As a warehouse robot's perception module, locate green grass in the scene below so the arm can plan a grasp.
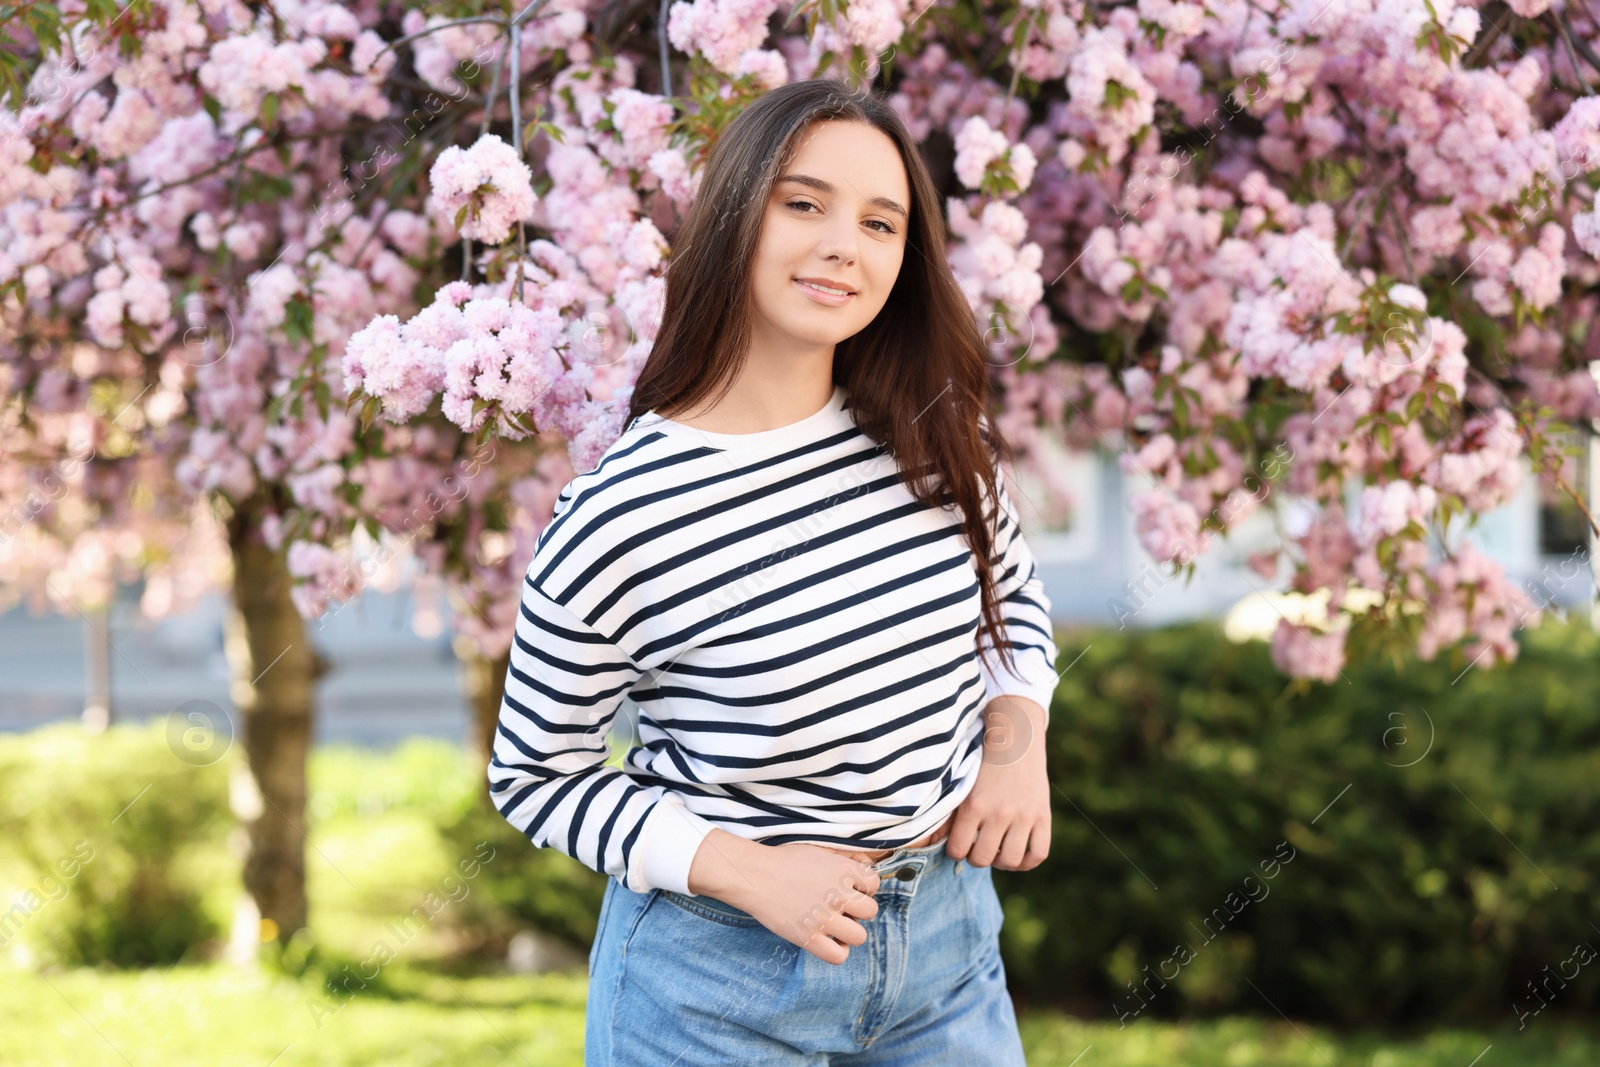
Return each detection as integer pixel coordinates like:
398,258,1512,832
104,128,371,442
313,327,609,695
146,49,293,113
1018,1014,1599,1066
3,739,1599,1065
4,962,1598,1066
0,964,587,1066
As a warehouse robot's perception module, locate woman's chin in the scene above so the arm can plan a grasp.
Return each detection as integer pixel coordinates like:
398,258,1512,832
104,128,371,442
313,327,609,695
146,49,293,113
795,310,873,337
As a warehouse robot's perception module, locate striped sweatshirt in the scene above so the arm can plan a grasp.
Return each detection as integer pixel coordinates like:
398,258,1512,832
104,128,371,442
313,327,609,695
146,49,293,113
487,383,1060,898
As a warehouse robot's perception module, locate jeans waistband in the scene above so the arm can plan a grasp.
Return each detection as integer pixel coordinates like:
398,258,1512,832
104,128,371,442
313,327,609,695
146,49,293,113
867,836,951,897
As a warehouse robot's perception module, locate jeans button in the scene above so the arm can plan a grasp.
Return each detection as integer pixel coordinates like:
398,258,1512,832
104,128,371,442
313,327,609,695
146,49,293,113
895,865,916,881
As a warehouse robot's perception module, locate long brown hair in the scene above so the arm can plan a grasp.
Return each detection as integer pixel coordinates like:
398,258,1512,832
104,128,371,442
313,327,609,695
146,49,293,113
625,76,1025,682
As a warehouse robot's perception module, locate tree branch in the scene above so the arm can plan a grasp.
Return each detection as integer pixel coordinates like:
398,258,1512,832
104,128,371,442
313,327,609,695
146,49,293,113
1548,10,1598,94
124,119,395,206
1462,2,1513,68
369,15,508,67
1328,86,1418,283
1559,10,1600,80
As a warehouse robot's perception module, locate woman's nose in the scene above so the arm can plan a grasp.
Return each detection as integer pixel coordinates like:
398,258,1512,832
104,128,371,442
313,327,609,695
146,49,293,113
817,221,858,264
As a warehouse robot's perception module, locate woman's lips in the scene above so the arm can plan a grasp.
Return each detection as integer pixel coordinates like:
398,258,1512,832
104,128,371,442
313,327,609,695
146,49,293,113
793,278,855,306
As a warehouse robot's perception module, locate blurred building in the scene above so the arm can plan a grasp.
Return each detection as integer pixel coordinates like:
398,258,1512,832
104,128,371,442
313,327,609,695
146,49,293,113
2,437,1594,743
1013,433,1597,632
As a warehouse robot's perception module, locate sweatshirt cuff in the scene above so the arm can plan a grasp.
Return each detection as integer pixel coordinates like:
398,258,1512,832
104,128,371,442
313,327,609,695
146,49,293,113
627,792,718,896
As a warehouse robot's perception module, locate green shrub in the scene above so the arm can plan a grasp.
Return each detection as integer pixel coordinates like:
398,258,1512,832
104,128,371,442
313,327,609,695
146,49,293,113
291,739,517,973
433,787,608,955
298,738,606,958
0,720,231,967
308,739,481,825
1000,616,1600,1027
429,735,643,956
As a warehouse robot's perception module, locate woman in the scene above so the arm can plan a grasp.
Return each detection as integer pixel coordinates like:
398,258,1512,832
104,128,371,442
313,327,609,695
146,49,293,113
488,76,1060,1064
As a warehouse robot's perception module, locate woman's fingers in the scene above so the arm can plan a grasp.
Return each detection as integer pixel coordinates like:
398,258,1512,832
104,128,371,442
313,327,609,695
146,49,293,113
851,859,882,896
797,890,876,963
841,887,879,921
766,847,893,964
799,912,865,962
803,930,850,965
826,912,868,947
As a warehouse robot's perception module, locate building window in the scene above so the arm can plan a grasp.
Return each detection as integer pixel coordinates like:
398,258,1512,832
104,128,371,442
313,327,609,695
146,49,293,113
1013,439,1100,564
1536,430,1591,557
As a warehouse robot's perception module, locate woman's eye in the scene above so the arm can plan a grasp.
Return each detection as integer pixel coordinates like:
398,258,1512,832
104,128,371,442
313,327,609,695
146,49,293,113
785,200,896,235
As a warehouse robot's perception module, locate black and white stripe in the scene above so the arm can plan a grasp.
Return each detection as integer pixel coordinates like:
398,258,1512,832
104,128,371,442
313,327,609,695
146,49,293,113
488,389,1058,896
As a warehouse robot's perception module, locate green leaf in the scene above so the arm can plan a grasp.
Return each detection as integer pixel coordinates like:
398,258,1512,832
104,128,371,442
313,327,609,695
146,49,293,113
237,172,295,207
1425,392,1446,423
282,295,314,347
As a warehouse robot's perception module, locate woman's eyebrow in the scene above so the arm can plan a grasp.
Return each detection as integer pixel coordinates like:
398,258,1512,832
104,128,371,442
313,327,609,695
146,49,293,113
776,173,908,220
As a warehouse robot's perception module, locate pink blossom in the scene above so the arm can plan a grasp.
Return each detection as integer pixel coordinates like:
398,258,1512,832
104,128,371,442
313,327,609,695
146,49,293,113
736,50,790,90
1356,480,1437,547
428,134,537,246
1270,618,1347,684
1574,208,1600,259
95,88,162,159
1508,223,1565,311
667,0,785,77
605,89,675,169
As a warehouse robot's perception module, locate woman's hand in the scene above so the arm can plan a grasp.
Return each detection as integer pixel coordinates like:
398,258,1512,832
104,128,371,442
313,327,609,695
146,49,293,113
687,830,881,965
945,695,1051,871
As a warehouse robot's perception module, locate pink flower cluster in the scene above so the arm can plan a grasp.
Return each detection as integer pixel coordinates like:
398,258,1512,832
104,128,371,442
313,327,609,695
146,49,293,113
5,0,1600,683
947,199,1046,322
343,275,637,476
667,0,787,77
429,134,538,246
1414,541,1540,665
954,115,1038,192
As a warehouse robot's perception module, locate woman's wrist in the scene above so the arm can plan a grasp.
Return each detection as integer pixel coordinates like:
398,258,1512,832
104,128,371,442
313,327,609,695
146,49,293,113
686,827,763,900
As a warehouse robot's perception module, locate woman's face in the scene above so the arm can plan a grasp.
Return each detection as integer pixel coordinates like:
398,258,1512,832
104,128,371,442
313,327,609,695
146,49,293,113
746,120,910,359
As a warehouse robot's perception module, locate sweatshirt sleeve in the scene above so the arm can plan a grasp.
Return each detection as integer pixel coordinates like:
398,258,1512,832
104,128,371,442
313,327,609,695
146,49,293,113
487,570,718,896
976,464,1061,724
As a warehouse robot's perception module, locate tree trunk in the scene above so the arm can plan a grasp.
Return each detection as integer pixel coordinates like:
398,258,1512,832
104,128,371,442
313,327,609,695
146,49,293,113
223,498,323,954
81,604,112,732
456,635,512,792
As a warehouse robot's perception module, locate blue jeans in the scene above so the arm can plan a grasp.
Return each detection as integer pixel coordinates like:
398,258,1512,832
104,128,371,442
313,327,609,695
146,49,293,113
584,836,1028,1065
